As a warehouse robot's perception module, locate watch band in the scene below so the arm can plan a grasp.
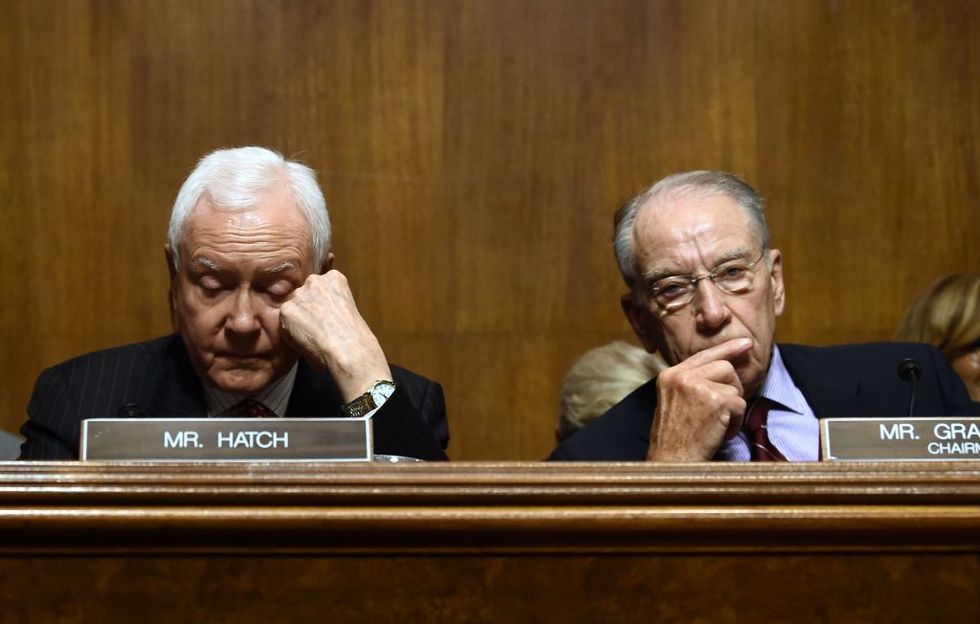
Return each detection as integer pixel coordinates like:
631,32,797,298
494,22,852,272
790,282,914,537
341,394,376,418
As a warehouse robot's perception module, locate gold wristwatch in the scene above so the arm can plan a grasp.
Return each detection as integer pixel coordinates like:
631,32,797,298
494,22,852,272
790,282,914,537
341,380,397,418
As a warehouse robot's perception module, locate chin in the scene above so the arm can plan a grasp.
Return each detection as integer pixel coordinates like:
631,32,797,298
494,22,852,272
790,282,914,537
207,370,274,395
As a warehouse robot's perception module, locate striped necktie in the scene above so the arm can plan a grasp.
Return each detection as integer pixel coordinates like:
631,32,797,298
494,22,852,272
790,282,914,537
744,398,786,461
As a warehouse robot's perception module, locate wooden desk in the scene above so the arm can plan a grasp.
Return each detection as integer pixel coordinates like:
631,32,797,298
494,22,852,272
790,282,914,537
1,461,978,622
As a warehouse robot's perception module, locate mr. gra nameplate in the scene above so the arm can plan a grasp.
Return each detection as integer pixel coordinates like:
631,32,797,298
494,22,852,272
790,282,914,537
80,418,373,461
821,417,980,461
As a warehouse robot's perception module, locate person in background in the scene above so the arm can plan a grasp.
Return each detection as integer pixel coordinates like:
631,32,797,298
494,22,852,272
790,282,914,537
557,341,666,443
896,273,980,404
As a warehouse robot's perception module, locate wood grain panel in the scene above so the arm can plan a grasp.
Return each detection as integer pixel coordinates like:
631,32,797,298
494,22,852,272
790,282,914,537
1,1,977,459
2,555,979,623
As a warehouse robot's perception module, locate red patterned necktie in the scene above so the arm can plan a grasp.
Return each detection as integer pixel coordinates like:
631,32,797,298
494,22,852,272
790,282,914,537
223,398,275,418
744,398,786,461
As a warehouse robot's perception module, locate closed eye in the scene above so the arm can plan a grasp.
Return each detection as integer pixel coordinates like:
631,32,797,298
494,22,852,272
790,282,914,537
265,281,295,298
199,276,225,292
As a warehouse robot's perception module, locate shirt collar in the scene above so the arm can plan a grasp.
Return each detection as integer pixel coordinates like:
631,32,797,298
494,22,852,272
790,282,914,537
758,345,807,415
202,363,298,418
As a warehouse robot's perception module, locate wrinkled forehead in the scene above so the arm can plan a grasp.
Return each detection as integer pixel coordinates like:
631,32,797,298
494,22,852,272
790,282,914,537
184,192,311,241
179,193,315,267
632,190,758,269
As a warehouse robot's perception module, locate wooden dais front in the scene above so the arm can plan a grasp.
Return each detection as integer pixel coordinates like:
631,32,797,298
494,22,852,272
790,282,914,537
1,462,978,622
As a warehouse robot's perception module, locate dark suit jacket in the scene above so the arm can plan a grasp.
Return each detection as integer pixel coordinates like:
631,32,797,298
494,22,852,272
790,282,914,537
19,334,449,461
550,342,977,461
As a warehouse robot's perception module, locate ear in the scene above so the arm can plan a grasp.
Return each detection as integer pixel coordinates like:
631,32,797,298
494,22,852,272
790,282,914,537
164,244,179,330
319,252,335,274
164,244,178,281
768,248,786,316
621,292,659,353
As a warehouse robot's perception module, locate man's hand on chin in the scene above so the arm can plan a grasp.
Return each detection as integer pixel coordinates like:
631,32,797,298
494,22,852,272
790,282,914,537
646,338,752,461
279,269,393,402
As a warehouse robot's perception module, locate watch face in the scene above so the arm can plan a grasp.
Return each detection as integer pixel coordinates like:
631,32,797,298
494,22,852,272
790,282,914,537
370,381,397,405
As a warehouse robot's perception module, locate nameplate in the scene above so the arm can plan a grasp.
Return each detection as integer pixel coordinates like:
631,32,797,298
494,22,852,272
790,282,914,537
820,417,980,461
80,418,373,461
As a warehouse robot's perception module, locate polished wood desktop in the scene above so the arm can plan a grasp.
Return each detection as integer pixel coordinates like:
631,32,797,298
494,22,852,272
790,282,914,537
1,461,978,622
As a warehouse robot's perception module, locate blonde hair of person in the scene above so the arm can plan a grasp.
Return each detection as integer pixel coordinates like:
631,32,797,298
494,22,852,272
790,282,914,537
557,341,667,442
896,273,980,359
896,273,980,401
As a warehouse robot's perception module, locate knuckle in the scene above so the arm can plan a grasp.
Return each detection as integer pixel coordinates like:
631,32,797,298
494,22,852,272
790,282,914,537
672,369,694,385
701,388,722,407
658,368,687,391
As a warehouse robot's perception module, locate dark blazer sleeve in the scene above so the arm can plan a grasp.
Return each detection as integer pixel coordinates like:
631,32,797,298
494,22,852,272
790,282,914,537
19,365,79,460
372,368,449,461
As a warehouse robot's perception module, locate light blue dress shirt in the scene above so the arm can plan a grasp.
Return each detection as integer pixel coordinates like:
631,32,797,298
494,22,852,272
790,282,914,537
715,345,820,461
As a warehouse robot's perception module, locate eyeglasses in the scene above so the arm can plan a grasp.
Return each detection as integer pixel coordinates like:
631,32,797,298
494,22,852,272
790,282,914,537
646,250,768,314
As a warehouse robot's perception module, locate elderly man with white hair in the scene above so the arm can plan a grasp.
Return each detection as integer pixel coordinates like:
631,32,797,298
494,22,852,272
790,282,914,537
19,147,448,460
550,171,975,462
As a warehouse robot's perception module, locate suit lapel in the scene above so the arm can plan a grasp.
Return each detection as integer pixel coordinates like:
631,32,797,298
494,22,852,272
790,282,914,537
778,343,862,418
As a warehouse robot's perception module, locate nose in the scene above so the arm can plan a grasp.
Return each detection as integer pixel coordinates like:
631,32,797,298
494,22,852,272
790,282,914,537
225,287,261,334
692,279,731,331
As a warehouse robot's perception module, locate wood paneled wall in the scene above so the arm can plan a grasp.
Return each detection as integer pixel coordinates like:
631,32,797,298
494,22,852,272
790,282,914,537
1,0,977,459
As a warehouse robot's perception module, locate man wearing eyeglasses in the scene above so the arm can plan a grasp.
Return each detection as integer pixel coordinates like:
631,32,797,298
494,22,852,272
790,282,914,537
549,171,975,461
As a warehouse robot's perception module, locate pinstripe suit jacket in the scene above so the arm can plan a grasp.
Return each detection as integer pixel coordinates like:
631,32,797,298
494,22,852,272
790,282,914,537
549,342,977,461
19,334,449,461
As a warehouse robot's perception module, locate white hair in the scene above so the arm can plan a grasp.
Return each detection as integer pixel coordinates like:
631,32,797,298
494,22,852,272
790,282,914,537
168,146,331,269
612,171,770,291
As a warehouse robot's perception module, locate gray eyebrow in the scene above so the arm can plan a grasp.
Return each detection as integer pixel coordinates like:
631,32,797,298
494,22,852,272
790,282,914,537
263,261,297,273
190,259,297,273
711,247,754,266
191,258,224,272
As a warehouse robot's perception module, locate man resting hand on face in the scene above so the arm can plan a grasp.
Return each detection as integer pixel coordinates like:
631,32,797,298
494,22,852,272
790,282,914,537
19,147,448,461
550,171,974,462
